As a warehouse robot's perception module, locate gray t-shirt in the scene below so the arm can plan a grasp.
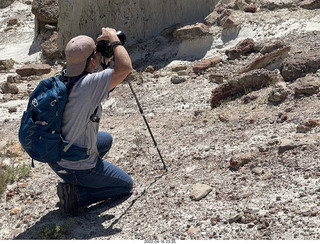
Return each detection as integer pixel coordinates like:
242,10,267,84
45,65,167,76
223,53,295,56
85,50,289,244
57,69,112,170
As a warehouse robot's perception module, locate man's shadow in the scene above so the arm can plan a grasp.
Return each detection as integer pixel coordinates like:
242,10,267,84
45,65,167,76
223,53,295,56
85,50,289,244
14,194,131,240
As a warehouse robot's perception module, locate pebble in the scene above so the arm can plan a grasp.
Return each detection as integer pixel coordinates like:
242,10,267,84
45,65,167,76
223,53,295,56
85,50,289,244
10,206,22,215
190,183,213,201
252,167,264,175
187,226,200,235
171,75,187,84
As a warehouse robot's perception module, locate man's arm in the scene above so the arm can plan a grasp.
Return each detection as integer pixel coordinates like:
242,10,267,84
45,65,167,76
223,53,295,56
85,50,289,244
97,27,132,91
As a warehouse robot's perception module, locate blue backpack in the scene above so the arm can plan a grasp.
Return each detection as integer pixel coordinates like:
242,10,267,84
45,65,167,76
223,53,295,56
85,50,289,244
18,71,98,167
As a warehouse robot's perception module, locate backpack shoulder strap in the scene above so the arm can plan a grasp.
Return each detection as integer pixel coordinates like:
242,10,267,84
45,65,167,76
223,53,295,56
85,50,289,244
57,70,88,95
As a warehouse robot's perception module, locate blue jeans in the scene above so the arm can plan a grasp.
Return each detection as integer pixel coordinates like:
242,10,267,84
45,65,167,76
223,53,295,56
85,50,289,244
49,131,133,208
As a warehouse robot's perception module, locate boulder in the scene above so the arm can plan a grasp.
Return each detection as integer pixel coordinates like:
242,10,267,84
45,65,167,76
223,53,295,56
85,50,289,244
41,32,62,59
280,50,320,82
225,38,255,60
0,0,14,8
31,0,59,24
242,46,290,73
192,57,222,73
16,64,51,77
173,23,209,40
299,0,320,9
211,69,280,108
293,76,320,95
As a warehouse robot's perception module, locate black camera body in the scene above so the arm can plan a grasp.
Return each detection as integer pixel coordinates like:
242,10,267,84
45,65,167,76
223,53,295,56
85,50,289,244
96,31,126,58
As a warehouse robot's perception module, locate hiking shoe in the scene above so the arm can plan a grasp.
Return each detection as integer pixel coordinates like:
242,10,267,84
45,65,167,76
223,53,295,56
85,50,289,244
57,182,79,216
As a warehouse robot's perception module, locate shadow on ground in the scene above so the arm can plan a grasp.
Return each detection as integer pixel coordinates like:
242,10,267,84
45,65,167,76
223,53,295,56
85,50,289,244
14,195,131,240
14,171,166,240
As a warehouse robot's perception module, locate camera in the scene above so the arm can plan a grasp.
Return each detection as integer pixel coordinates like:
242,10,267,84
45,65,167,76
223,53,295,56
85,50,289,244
96,30,126,58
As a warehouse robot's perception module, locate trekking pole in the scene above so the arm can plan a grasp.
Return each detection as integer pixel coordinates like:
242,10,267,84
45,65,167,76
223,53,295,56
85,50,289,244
127,80,167,171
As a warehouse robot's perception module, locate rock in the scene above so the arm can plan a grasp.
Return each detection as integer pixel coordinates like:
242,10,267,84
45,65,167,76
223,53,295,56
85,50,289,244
278,137,316,154
229,152,253,170
0,0,14,8
268,82,291,104
260,0,297,10
204,11,219,25
160,24,182,38
31,0,59,24
171,76,187,84
8,107,17,113
145,65,155,73
225,38,255,60
192,57,222,74
293,76,320,95
0,59,15,71
280,50,320,82
40,32,62,59
204,0,231,26
222,16,240,29
10,207,22,216
241,46,290,73
44,24,57,31
299,0,320,9
243,4,257,13
229,213,244,224
218,113,229,122
209,73,224,83
1,82,19,94
296,120,320,133
173,22,209,40
211,69,280,108
217,9,234,27
172,65,187,72
6,143,24,157
7,75,22,84
252,167,264,175
187,226,200,235
16,64,51,77
7,18,19,26
259,40,287,55
190,183,213,201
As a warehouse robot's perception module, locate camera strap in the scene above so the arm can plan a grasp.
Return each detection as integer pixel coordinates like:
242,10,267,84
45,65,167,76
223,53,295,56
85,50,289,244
99,53,111,70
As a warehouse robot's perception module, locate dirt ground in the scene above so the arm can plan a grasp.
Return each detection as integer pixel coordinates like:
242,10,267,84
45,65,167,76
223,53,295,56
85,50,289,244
1,0,320,240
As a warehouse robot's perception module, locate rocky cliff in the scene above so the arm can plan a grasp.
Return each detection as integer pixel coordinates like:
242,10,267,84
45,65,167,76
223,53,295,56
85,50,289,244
57,0,219,49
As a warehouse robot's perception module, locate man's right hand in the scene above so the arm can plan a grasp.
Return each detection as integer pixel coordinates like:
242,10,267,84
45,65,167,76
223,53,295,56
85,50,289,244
97,27,120,44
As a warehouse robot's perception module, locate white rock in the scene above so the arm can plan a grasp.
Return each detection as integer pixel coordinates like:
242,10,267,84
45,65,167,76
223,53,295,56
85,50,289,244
190,183,213,201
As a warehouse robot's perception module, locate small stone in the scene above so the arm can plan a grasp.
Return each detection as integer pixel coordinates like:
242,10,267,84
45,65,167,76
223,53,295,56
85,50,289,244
252,167,264,175
8,107,17,113
0,59,15,71
1,82,19,94
229,213,244,223
10,207,22,215
172,65,187,72
247,222,255,228
187,226,200,235
243,4,257,13
145,65,154,73
7,18,19,26
192,57,222,74
190,183,213,201
171,75,187,84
